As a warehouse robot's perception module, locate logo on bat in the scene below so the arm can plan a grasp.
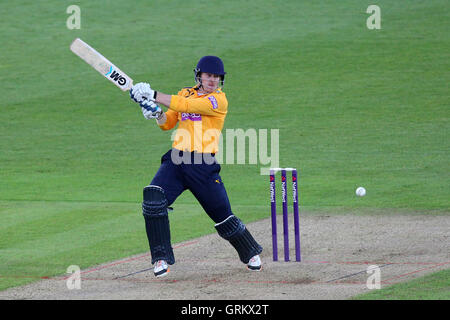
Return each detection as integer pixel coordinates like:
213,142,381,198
105,66,127,86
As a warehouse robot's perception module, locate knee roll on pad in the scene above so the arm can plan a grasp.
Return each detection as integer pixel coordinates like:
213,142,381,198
142,185,168,216
215,215,263,264
142,185,175,265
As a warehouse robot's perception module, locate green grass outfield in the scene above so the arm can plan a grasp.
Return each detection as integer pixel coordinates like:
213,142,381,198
0,0,448,297
354,268,450,300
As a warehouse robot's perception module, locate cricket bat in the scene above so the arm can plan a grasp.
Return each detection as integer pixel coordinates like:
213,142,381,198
70,38,133,91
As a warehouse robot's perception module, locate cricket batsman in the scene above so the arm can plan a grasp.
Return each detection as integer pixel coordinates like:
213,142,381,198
129,56,263,277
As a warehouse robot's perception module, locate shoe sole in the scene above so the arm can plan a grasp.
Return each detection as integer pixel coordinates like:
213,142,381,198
154,267,170,278
247,265,262,271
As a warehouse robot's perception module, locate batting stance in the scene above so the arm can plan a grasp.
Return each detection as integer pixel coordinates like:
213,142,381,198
129,56,263,277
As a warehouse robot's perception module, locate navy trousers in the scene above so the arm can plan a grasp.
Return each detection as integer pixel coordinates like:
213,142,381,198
150,149,233,224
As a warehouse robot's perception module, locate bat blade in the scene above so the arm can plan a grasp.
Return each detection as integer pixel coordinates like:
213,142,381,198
70,38,133,91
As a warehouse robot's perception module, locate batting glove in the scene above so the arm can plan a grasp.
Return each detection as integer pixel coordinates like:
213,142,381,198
140,100,162,119
130,82,156,103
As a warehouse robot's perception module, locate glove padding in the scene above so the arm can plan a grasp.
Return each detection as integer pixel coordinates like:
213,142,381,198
130,82,155,103
140,100,162,119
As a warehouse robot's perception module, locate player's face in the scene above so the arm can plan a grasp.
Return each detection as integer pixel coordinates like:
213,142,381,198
200,73,220,93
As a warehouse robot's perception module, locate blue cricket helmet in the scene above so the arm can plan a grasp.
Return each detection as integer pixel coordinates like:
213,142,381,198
194,56,226,85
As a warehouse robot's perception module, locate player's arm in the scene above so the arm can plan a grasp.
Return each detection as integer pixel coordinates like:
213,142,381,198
156,109,178,130
129,82,226,116
130,82,226,119
156,92,227,116
154,92,172,108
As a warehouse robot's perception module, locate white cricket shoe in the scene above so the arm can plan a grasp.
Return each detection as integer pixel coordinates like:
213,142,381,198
247,255,262,271
154,260,170,277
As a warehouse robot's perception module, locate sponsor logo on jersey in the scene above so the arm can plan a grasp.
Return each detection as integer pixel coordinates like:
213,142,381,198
181,113,202,121
208,96,218,109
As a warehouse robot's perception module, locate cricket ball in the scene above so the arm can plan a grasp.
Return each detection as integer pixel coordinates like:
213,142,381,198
356,187,366,197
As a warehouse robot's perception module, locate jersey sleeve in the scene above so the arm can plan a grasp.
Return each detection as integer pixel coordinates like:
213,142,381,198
158,109,179,131
169,92,228,116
